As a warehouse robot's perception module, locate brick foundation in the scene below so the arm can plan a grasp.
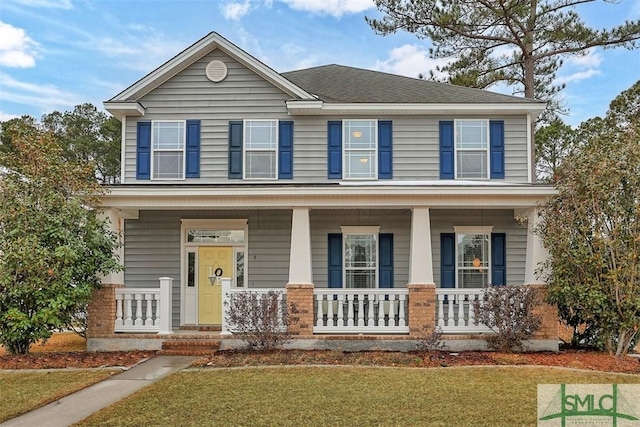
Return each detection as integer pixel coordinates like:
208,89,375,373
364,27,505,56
529,285,559,341
286,284,315,336
407,284,436,337
87,284,122,338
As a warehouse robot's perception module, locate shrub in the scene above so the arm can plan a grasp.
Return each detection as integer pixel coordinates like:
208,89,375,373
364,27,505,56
416,326,447,353
225,290,297,351
473,286,542,353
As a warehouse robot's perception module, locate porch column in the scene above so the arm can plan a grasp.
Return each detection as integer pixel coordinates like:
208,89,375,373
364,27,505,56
99,208,125,286
524,208,549,284
409,207,435,285
288,207,313,285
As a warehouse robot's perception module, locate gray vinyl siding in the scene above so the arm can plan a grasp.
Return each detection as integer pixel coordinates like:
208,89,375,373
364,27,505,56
310,209,411,288
124,209,292,326
430,209,527,287
122,50,531,184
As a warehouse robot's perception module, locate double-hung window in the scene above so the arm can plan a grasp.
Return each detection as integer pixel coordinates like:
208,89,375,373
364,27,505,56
456,120,489,179
244,120,277,179
343,120,377,179
152,121,185,180
343,226,379,288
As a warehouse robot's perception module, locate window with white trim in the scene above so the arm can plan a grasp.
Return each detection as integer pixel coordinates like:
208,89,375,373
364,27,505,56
344,120,377,179
456,120,489,179
152,121,185,180
244,120,277,179
455,226,492,288
343,226,379,288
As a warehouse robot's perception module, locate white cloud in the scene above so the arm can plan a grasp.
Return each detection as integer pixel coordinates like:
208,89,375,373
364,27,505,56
0,111,20,121
557,69,601,85
0,21,39,68
557,49,603,85
221,1,252,21
374,44,451,80
565,49,602,68
9,0,73,8
0,72,81,113
280,0,374,17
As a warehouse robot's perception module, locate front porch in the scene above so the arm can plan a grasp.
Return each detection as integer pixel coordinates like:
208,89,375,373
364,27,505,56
86,279,559,352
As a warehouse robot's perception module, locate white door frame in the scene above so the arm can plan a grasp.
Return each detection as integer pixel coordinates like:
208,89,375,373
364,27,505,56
180,219,248,325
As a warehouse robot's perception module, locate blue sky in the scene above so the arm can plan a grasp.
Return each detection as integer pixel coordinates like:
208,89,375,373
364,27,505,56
1,0,639,126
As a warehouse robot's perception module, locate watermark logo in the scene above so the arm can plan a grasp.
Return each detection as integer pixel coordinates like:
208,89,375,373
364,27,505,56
538,384,640,426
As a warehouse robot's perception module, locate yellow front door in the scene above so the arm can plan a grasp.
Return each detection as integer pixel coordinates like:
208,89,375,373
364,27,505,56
198,246,233,325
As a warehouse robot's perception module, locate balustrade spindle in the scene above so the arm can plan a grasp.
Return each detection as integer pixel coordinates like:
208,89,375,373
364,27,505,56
367,294,375,327
316,294,324,327
457,294,465,327
115,295,124,327
446,295,454,327
134,294,143,326
337,295,345,327
326,296,335,327
398,294,406,327
144,294,154,326
376,295,385,326
388,298,397,327
437,295,445,327
347,295,355,327
357,296,365,327
124,294,134,326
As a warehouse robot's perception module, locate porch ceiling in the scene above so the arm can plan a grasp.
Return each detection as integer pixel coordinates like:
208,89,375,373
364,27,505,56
100,184,556,211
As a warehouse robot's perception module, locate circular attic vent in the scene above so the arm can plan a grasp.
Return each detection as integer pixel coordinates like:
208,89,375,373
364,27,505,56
205,60,228,82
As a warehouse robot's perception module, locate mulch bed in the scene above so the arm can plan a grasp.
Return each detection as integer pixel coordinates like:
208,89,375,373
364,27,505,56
192,349,640,374
0,348,638,374
0,351,157,370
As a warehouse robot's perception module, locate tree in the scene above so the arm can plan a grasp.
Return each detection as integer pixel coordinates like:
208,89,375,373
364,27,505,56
367,0,640,110
535,117,577,181
41,104,121,184
0,123,121,354
537,84,640,356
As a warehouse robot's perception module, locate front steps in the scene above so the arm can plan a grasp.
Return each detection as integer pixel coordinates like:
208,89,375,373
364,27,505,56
158,338,221,356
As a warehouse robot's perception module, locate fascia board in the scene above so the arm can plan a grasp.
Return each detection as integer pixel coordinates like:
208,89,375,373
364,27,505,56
286,102,546,116
100,185,556,210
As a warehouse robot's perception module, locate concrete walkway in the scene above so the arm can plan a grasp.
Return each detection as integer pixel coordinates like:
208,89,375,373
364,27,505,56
1,355,197,427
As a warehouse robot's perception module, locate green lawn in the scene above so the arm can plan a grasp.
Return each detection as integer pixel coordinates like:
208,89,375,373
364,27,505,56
76,366,640,427
0,370,115,423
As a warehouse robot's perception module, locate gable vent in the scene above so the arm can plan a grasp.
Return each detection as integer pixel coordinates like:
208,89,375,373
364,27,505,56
206,60,228,82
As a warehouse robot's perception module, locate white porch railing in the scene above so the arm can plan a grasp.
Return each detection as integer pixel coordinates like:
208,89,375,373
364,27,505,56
314,289,409,334
221,279,286,335
114,277,173,334
435,288,492,333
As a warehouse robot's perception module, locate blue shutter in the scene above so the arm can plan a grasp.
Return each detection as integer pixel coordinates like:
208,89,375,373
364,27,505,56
136,121,151,180
185,120,200,178
278,120,293,179
328,233,343,288
491,233,506,286
327,121,342,179
228,121,243,179
439,121,454,179
490,120,505,179
378,121,393,179
440,233,455,288
379,233,394,288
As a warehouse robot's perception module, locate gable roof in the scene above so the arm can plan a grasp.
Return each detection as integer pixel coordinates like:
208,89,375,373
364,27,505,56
104,32,314,119
282,64,539,105
104,32,545,119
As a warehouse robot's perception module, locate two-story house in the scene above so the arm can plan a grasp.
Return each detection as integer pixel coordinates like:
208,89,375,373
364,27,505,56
88,32,558,352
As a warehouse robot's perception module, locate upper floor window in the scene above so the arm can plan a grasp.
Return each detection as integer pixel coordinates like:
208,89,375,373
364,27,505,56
152,121,185,180
229,120,293,180
456,120,489,179
439,120,503,180
244,120,278,179
343,120,377,179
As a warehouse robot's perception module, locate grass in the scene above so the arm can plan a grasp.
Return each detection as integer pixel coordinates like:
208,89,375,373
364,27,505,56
0,370,115,423
76,366,640,427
